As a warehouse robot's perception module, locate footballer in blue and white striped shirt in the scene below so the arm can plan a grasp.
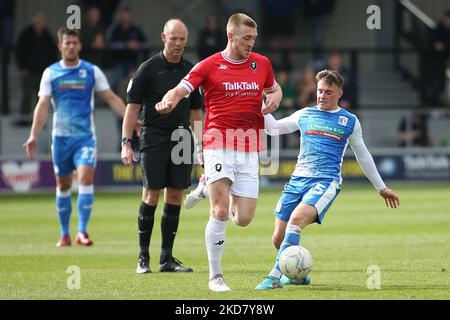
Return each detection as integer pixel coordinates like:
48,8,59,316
23,27,128,247
255,69,399,290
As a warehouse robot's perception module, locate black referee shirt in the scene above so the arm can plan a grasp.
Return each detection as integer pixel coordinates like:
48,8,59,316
127,51,202,131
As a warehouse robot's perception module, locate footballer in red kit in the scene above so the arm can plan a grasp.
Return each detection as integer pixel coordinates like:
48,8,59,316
180,51,277,151
155,13,283,292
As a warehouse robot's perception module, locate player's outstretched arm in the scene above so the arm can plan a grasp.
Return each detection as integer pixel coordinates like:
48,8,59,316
155,85,189,114
349,119,400,209
23,96,51,159
379,187,400,209
264,108,302,136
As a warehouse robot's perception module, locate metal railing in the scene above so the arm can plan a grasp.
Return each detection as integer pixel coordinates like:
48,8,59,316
394,0,444,105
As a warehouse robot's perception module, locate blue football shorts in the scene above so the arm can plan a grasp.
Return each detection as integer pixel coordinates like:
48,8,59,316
51,135,97,177
274,176,341,224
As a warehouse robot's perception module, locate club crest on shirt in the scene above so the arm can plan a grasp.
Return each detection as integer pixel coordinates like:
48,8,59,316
338,116,348,126
79,69,87,78
250,61,257,71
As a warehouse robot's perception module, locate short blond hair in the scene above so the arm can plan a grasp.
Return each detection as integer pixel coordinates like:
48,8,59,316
316,69,344,89
226,13,257,33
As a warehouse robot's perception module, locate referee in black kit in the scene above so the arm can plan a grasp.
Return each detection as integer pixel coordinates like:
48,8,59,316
121,19,202,274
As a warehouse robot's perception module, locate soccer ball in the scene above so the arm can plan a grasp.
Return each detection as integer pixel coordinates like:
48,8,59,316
279,245,313,280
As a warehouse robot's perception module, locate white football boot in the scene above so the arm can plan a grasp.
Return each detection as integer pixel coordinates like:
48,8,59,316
208,274,231,292
185,175,208,209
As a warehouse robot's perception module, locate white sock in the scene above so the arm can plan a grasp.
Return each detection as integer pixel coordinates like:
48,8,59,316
205,216,227,280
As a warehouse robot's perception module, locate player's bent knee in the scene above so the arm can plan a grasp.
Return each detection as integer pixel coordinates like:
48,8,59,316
290,211,316,228
233,219,249,227
233,215,252,227
211,205,228,221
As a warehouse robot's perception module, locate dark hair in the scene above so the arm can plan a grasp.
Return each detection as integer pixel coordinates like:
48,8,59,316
57,27,80,43
315,69,344,89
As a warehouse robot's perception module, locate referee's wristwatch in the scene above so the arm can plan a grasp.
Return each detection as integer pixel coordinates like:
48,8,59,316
121,136,131,145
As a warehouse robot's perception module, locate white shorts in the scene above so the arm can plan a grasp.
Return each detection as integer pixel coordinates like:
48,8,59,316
203,148,259,199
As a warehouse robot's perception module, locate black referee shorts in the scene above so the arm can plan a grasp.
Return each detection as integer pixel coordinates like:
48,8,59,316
140,129,193,190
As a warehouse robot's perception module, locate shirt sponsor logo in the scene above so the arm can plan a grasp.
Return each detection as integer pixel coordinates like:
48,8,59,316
58,79,86,89
306,123,345,140
79,69,87,78
223,81,260,90
338,116,348,126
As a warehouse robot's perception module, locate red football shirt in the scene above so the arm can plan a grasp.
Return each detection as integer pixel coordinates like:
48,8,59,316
180,51,276,152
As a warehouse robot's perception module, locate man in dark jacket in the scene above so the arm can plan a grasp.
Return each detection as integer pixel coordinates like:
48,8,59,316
105,6,150,92
196,15,225,61
15,13,58,124
302,0,336,67
425,10,450,105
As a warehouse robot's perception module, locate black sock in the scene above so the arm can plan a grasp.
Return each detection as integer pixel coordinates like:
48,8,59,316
160,203,181,263
138,201,156,259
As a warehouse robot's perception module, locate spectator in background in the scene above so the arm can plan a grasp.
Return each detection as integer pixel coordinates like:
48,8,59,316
106,6,150,92
15,13,58,125
424,10,450,106
398,114,432,147
0,0,14,115
79,0,121,28
276,69,297,113
326,50,357,109
276,68,299,149
301,0,336,69
0,0,14,51
261,0,299,71
80,6,106,67
296,66,317,108
197,15,225,61
106,6,150,148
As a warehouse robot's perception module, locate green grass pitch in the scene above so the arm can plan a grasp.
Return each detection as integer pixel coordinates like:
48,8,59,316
0,183,449,300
